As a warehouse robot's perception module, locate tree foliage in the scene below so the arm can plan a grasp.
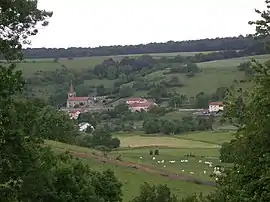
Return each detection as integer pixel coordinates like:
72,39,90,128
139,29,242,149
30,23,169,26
130,183,178,202
208,1,270,201
0,1,123,202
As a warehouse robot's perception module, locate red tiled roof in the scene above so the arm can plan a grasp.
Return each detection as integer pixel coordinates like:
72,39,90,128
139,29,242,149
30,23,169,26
127,98,146,102
68,97,89,101
130,103,153,108
209,101,224,105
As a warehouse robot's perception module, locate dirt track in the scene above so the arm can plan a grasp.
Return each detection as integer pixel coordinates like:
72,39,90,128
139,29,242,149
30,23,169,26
53,147,216,187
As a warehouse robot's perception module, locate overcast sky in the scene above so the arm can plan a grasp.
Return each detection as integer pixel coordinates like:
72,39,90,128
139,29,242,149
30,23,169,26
28,0,266,48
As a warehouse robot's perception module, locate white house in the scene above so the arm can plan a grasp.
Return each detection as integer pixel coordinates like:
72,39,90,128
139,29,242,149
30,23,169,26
78,122,94,132
208,102,224,113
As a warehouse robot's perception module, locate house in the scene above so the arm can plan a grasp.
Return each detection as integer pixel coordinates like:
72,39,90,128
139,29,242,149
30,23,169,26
126,98,148,105
126,97,157,112
208,101,224,113
129,101,157,112
69,110,81,119
129,102,154,112
78,122,94,132
66,82,94,108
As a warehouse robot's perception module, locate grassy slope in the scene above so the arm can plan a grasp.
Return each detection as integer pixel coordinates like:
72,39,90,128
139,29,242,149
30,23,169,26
16,53,270,102
111,131,233,181
46,140,214,202
17,51,214,77
46,130,233,200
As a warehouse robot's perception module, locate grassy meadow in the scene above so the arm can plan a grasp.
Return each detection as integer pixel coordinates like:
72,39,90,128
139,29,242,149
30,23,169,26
16,51,214,77
45,137,216,202
46,131,234,201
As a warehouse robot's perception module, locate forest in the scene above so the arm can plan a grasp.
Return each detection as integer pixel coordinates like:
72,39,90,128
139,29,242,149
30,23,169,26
9,35,268,59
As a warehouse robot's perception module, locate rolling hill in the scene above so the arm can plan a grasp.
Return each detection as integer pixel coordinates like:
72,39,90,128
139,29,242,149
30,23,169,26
14,53,269,103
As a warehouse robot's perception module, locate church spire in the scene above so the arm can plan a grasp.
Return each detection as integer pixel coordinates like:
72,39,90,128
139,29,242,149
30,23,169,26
69,80,74,92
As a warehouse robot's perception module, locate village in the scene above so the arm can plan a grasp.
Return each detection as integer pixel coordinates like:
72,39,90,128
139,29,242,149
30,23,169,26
60,82,225,132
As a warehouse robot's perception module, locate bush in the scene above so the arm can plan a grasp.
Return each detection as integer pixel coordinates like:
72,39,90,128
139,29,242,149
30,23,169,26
154,149,159,155
149,150,153,155
110,137,121,148
94,145,110,152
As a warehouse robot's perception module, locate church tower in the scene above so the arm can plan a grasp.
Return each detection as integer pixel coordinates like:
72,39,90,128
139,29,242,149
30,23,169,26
68,81,76,99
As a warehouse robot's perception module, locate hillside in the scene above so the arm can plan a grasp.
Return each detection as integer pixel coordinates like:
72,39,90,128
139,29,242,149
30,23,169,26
45,130,234,201
16,52,269,107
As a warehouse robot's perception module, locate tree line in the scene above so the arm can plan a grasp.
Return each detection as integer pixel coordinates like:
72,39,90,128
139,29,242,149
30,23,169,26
1,35,267,59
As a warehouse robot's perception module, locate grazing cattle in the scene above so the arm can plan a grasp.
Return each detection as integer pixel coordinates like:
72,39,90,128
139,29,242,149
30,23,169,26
140,156,143,159
152,156,156,160
169,160,175,164
190,172,194,175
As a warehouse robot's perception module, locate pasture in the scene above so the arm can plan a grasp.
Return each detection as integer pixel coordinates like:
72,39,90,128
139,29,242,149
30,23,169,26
111,148,221,181
13,51,215,77
177,131,235,145
112,131,233,180
46,140,215,202
46,131,234,201
115,135,220,149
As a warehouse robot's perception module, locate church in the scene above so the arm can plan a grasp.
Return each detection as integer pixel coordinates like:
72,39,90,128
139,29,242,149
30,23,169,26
66,82,93,108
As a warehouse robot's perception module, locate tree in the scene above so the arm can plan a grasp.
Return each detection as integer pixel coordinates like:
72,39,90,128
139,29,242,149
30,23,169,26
0,1,53,199
160,120,176,135
34,106,78,143
194,92,210,108
110,137,121,148
130,183,178,202
168,96,183,108
0,1,124,201
143,119,160,134
208,2,270,201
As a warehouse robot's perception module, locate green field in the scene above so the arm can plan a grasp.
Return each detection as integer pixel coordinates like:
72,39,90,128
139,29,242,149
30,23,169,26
112,131,233,180
177,131,235,145
45,139,215,202
45,131,234,201
15,51,215,77
111,148,221,181
115,135,220,149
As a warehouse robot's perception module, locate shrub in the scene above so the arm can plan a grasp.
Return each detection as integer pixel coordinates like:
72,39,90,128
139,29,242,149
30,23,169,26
154,149,159,155
149,150,153,155
110,137,121,148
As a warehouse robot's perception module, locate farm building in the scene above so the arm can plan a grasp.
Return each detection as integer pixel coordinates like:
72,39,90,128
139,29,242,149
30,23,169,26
126,98,157,112
208,101,224,113
126,98,148,105
78,122,94,132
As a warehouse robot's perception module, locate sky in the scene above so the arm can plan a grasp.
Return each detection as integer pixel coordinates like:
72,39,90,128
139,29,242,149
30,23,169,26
28,0,266,48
